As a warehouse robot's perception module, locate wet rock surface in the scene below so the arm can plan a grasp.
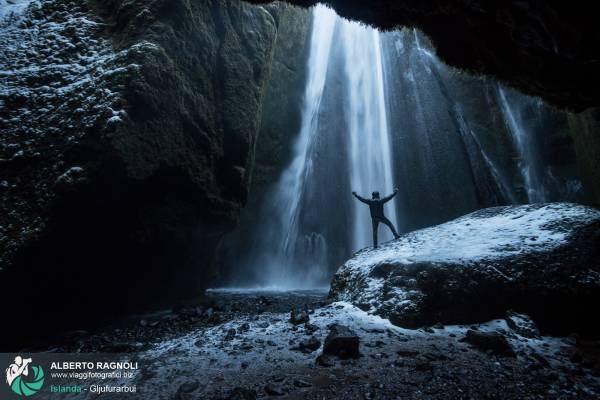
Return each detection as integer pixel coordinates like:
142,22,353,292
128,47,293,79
28,289,600,399
323,324,360,359
462,330,515,357
0,0,309,346
247,0,600,111
330,203,600,336
505,310,540,339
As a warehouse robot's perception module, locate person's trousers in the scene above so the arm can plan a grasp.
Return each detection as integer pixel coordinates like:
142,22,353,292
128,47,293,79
372,216,399,247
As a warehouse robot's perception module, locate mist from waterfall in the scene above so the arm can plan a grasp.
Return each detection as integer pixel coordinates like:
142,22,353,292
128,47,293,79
229,5,582,289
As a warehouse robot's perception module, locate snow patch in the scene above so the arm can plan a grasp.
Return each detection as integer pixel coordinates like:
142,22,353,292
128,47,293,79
346,203,600,273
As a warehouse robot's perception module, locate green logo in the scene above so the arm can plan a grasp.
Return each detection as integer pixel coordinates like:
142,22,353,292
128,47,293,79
5,356,45,397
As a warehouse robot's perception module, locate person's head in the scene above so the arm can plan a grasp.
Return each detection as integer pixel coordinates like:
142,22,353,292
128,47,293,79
14,356,22,365
372,191,380,199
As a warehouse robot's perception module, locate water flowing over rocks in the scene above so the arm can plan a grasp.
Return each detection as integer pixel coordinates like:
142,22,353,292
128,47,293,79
329,203,600,336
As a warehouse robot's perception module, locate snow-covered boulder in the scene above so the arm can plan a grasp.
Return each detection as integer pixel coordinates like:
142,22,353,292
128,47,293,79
329,203,600,335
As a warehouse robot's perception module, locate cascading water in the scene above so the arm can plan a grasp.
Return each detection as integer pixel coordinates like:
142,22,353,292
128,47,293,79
243,5,337,288
340,19,398,250
497,86,548,202
230,6,581,289
242,6,399,288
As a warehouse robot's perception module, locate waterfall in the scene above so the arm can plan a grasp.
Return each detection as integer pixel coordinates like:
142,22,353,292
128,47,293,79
244,5,337,288
340,18,398,251
232,7,578,289
242,5,399,288
497,86,548,202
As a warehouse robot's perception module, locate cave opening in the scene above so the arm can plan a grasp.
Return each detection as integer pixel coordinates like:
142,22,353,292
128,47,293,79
218,4,583,290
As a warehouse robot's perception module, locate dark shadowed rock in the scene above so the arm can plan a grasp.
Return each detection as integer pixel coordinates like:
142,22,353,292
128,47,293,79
224,328,236,341
290,307,310,325
264,383,286,396
505,311,540,338
323,324,360,359
177,381,199,394
247,0,600,111
0,0,308,348
463,330,515,357
228,387,257,400
329,204,600,336
315,354,334,367
293,378,312,388
291,336,321,353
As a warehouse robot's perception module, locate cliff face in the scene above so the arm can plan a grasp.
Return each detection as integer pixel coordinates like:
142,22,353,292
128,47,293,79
0,0,303,343
248,0,600,112
217,5,312,284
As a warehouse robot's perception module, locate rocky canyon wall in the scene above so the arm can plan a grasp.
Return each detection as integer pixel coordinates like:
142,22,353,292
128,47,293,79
0,0,307,343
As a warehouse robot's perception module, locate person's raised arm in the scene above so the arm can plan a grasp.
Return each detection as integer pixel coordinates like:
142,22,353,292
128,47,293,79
382,188,399,203
352,191,369,204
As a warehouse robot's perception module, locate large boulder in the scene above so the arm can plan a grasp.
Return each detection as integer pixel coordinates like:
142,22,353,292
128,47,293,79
329,203,600,336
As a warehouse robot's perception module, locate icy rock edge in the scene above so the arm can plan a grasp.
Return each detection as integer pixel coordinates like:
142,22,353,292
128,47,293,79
329,203,600,335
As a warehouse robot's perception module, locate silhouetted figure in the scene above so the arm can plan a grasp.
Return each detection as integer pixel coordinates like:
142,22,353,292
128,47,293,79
352,189,400,248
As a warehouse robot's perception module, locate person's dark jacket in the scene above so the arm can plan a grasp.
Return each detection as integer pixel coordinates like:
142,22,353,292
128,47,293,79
352,191,397,219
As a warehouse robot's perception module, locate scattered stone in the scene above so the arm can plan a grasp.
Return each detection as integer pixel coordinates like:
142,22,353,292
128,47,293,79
177,381,199,394
238,322,250,332
462,330,515,357
433,323,444,329
227,387,257,400
290,307,310,325
423,352,449,361
264,383,286,396
323,324,360,359
241,362,249,369
397,350,419,358
304,323,319,334
505,310,540,338
291,336,321,353
294,378,312,388
225,328,236,341
415,361,433,372
239,342,253,351
316,354,335,367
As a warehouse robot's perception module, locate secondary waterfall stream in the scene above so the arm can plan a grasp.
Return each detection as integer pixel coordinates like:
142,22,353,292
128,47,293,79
232,5,583,289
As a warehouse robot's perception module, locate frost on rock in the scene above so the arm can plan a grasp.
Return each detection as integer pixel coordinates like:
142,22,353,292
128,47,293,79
330,203,600,332
0,0,159,267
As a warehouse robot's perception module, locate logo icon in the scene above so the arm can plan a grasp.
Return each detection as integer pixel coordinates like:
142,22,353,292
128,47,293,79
5,356,44,396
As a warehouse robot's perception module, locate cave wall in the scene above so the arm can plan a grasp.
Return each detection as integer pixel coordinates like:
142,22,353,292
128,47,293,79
569,109,600,207
217,5,312,285
246,0,600,204
248,0,600,112
0,0,301,344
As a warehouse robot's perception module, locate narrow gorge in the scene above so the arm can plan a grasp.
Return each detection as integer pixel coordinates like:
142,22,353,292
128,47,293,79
1,1,600,398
